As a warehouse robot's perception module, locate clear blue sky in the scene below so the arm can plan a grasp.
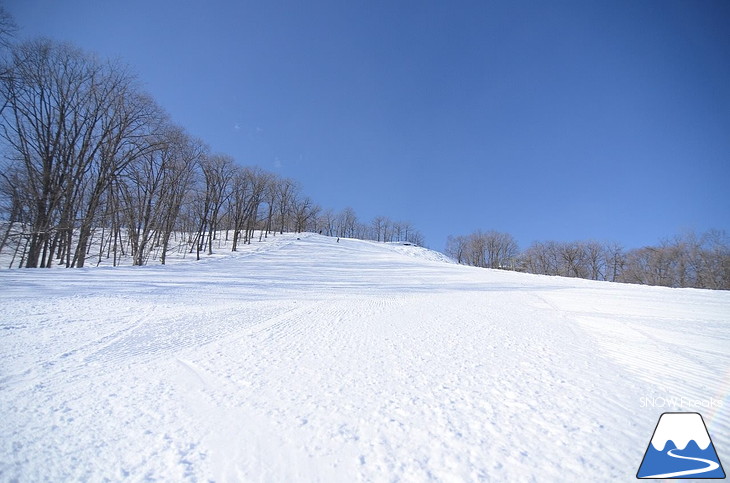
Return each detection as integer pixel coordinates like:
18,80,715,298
5,0,729,251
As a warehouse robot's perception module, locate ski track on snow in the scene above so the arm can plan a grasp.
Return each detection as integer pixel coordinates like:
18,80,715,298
1,233,728,481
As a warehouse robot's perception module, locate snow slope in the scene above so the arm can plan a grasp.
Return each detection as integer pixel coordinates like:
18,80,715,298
1,233,728,481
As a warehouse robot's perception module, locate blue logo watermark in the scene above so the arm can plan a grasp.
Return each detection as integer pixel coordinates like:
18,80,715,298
637,412,725,479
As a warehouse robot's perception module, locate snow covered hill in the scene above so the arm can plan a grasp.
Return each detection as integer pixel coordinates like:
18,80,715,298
1,233,728,481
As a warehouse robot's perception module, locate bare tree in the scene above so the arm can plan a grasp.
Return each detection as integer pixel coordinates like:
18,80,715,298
449,230,518,269
619,230,730,289
0,6,17,116
336,207,357,238
276,178,297,235
318,209,337,236
291,195,320,233
484,231,519,269
603,241,625,282
697,230,730,290
258,172,278,241
117,125,200,265
157,131,205,264
0,6,16,97
407,230,425,246
0,40,161,267
400,221,417,244
0,6,16,51
445,235,468,263
372,216,388,242
72,91,167,268
230,166,267,250
0,163,31,264
191,154,234,259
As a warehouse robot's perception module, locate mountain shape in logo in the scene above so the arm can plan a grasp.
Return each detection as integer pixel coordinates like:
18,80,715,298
637,412,725,479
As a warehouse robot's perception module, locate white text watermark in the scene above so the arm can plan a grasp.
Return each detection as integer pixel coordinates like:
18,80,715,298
639,396,723,409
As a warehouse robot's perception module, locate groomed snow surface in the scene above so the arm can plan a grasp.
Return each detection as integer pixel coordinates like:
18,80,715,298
1,233,728,481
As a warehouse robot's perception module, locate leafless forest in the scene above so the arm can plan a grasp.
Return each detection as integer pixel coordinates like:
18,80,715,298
446,229,730,290
0,33,422,269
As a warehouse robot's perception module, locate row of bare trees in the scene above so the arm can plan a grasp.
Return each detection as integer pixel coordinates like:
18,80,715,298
446,229,730,290
316,209,423,245
0,34,422,268
618,231,730,290
445,231,519,269
0,40,164,267
520,240,626,282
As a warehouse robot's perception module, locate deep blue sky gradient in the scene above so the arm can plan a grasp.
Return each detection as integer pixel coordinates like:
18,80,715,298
5,0,729,250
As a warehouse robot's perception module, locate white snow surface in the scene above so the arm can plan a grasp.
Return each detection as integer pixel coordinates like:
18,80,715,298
1,233,729,481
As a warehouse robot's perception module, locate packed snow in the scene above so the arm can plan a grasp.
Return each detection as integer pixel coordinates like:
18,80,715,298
1,233,728,481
